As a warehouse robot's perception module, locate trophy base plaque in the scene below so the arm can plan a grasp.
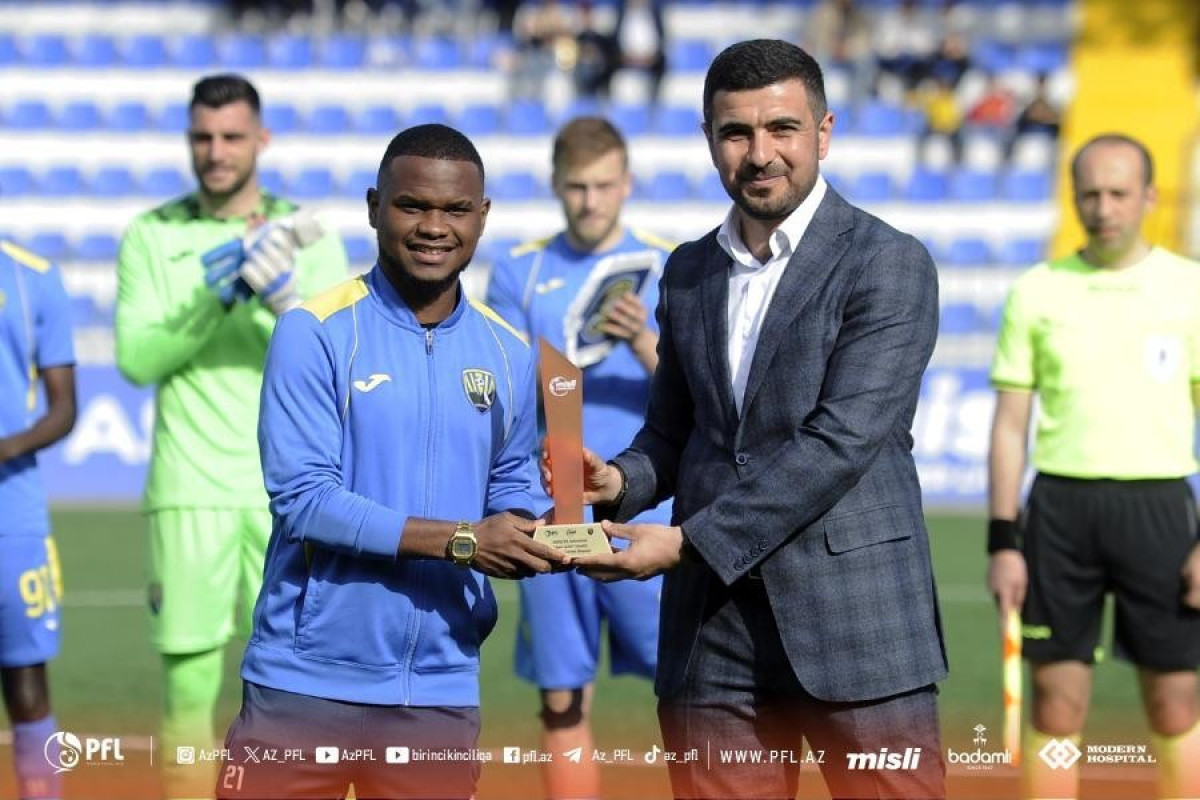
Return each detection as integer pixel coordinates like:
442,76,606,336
533,523,612,557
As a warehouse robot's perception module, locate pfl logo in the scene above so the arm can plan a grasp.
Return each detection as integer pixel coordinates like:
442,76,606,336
44,731,125,773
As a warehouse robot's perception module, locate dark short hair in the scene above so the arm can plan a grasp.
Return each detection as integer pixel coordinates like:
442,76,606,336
1071,133,1154,187
190,74,261,113
552,116,628,174
702,39,827,124
377,124,485,184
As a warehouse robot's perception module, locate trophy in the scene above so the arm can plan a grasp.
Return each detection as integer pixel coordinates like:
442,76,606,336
533,338,613,556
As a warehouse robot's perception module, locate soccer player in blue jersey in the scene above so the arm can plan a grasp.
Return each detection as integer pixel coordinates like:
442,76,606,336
0,239,76,800
218,124,566,800
486,116,674,800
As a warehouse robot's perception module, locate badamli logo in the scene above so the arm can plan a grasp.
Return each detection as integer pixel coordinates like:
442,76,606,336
44,731,125,774
846,747,922,770
946,724,1013,770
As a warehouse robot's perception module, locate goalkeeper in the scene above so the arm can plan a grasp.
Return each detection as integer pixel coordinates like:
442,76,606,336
114,73,347,798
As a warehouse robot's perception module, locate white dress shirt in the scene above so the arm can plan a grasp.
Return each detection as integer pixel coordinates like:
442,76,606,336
716,175,827,415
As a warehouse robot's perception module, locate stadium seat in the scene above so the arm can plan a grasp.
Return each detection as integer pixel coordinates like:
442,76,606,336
320,34,366,70
26,232,71,260
1001,169,1053,202
75,34,120,67
854,101,906,136
996,237,1046,266
4,100,53,130
641,171,692,202
91,166,138,197
0,33,17,66
342,234,377,264
972,39,1017,74
172,33,218,68
610,104,652,136
408,103,451,126
22,34,71,67
465,33,507,69
142,167,189,197
489,171,543,201
289,168,336,199
948,169,997,202
342,168,377,198
306,105,352,136
696,172,728,203
259,168,286,195
70,295,99,325
668,39,713,72
1010,134,1056,171
109,101,152,132
1017,42,1068,74
850,172,893,204
942,237,993,267
58,101,105,131
505,100,551,135
41,166,87,196
413,37,461,69
121,34,169,68
262,104,301,134
75,233,120,262
356,105,403,135
456,104,501,135
269,34,314,69
219,34,268,68
559,97,602,123
156,102,190,133
939,302,983,335
653,105,702,135
903,169,949,203
0,166,37,196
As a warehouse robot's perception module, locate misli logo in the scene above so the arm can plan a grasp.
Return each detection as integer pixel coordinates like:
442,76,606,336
547,376,577,397
845,747,921,770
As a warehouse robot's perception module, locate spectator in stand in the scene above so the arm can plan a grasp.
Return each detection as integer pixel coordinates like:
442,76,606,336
873,0,939,92
510,0,579,100
916,73,965,163
1015,73,1061,139
613,0,667,106
803,0,874,101
574,1,619,100
965,73,1017,133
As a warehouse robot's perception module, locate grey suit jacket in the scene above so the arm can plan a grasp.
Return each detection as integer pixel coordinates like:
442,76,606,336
611,187,948,703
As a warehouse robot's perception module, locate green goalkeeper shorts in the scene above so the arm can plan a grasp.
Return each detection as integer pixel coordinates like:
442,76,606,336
147,507,271,654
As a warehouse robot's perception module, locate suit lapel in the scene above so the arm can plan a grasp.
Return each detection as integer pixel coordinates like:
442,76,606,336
739,189,855,417
698,238,738,427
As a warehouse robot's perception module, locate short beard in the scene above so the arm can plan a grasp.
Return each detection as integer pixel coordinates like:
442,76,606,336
378,250,468,310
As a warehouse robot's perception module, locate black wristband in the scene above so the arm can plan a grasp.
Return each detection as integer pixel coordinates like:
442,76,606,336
987,518,1021,553
608,460,628,508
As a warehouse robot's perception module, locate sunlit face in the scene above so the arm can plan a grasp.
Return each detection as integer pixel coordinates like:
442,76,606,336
367,155,489,290
1073,141,1155,258
704,79,832,221
553,149,632,251
188,101,268,202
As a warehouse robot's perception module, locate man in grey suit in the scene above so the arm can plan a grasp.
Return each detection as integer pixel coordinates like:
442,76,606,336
564,39,947,799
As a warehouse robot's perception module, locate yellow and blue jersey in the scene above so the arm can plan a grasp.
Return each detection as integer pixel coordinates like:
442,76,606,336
0,240,74,538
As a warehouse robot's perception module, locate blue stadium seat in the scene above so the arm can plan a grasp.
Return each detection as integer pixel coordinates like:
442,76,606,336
342,234,377,264
505,100,551,135
269,34,314,69
58,101,104,131
4,100,53,130
457,104,501,135
850,172,893,203
559,97,602,123
122,34,169,68
948,169,997,202
320,35,366,69
610,104,652,136
1001,170,1052,202
997,238,1045,266
972,39,1017,74
697,172,728,203
219,34,268,68
854,101,906,136
22,34,71,66
0,166,37,196
41,166,87,196
342,168,377,198
653,105,701,135
356,105,403,135
939,302,983,335
490,171,543,201
642,171,692,202
465,33,507,69
0,33,17,65
92,166,138,197
262,104,301,134
408,104,450,126
76,233,120,262
1017,42,1068,74
307,105,352,136
26,232,71,260
69,295,99,325
109,101,151,132
75,34,119,67
259,168,286,195
942,237,993,267
156,102,190,133
173,33,218,68
142,167,189,197
412,37,461,69
668,39,713,72
289,168,336,199
903,169,949,203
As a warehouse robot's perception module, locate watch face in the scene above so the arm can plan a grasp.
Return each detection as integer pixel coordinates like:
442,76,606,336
451,537,476,559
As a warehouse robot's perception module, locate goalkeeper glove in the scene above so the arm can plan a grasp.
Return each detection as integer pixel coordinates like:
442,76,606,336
201,209,326,314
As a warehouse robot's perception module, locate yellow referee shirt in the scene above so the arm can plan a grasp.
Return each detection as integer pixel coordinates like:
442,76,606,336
991,247,1200,479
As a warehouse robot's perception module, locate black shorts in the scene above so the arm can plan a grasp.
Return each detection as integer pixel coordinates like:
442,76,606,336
1021,473,1200,671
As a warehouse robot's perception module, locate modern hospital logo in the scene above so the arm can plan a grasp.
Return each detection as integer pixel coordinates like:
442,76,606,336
44,731,125,773
1038,738,1082,770
946,724,1012,771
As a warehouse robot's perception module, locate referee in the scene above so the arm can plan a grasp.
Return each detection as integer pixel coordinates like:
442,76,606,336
987,134,1200,800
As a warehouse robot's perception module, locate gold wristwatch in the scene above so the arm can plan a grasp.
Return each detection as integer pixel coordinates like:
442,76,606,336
447,521,478,567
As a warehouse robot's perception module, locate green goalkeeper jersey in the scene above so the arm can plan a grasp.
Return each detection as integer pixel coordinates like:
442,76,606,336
116,191,348,510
